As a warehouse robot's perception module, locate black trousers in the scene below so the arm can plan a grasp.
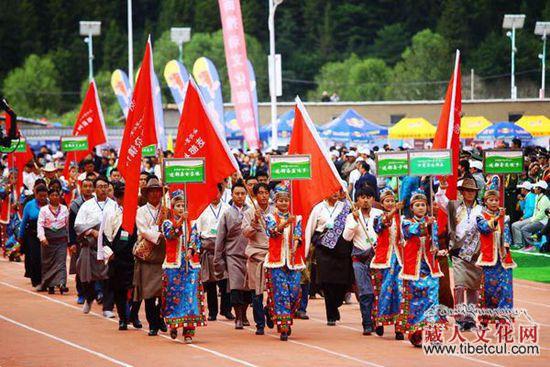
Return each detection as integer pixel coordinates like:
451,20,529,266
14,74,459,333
75,275,83,297
230,289,253,306
81,280,114,311
144,297,162,331
203,279,231,317
113,288,129,322
322,283,347,322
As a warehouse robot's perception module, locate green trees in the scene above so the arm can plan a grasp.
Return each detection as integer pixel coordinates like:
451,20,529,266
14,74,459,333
2,54,62,116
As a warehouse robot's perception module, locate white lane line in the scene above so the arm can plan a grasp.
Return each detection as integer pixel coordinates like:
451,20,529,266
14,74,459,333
217,320,385,367
516,299,550,309
0,281,259,367
514,283,550,292
306,317,505,367
0,313,133,367
511,250,550,258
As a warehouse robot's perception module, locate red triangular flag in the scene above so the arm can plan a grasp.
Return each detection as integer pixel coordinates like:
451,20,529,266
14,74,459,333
174,79,239,220
433,50,462,200
63,80,108,179
119,37,158,232
288,98,344,245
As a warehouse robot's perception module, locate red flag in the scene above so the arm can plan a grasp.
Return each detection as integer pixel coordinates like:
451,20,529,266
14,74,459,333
433,50,462,200
63,80,108,179
288,98,344,237
119,37,158,232
174,79,239,220
4,112,34,197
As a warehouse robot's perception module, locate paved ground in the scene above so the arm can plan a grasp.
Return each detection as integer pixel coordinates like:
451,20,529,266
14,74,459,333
0,257,548,367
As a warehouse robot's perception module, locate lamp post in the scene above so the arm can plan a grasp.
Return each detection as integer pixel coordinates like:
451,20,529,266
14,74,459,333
268,0,283,150
170,27,191,63
535,22,550,99
79,21,101,82
503,14,525,100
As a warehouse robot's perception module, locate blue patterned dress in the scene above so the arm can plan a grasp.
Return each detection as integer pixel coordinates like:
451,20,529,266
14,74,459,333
476,212,514,314
265,211,303,334
161,219,206,336
399,218,443,335
372,215,403,330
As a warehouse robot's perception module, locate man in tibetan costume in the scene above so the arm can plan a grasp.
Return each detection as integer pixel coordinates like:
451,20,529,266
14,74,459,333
343,186,382,336
161,190,205,344
214,180,253,330
476,190,516,324
372,187,404,340
264,185,304,341
243,182,275,335
399,189,444,347
435,178,483,332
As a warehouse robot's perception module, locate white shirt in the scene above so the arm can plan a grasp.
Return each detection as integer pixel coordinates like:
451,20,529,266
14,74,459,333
305,200,346,251
343,207,383,251
23,171,40,191
136,203,161,244
37,204,69,242
74,197,115,234
195,202,230,239
221,188,232,204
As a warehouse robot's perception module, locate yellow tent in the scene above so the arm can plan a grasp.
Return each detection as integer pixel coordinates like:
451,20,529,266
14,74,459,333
515,115,550,137
460,116,493,138
389,117,436,139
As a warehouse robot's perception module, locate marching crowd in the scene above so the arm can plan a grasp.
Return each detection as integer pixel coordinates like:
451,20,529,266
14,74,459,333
1,138,549,347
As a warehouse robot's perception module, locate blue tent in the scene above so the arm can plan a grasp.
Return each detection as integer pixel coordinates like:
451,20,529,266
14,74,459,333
319,109,388,142
476,121,533,142
260,109,295,141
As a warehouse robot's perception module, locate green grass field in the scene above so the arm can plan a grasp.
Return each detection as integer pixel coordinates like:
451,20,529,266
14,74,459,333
512,251,550,283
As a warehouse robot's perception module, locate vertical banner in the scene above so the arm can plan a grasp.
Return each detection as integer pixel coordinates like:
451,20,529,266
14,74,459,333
164,60,190,113
193,57,225,135
218,0,260,149
152,71,167,150
111,69,132,118
247,59,260,137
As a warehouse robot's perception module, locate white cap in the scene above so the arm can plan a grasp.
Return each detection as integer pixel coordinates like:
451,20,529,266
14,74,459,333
534,181,548,190
355,156,365,163
345,151,357,158
470,160,483,171
329,150,340,158
42,162,57,172
517,181,533,190
358,148,370,155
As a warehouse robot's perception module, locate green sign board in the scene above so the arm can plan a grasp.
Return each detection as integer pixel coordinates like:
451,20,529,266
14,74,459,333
408,150,453,176
270,155,312,180
376,151,408,177
0,138,26,153
61,136,89,152
163,158,205,184
484,150,523,174
142,144,157,157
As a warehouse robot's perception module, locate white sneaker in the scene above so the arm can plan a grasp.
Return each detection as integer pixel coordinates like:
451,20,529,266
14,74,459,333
103,310,115,318
82,301,92,314
344,292,353,304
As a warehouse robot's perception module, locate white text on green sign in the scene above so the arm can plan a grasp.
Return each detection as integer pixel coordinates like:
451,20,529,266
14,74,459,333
61,136,89,152
270,155,312,180
408,150,452,176
376,152,408,177
484,150,523,175
0,139,26,153
164,159,205,184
